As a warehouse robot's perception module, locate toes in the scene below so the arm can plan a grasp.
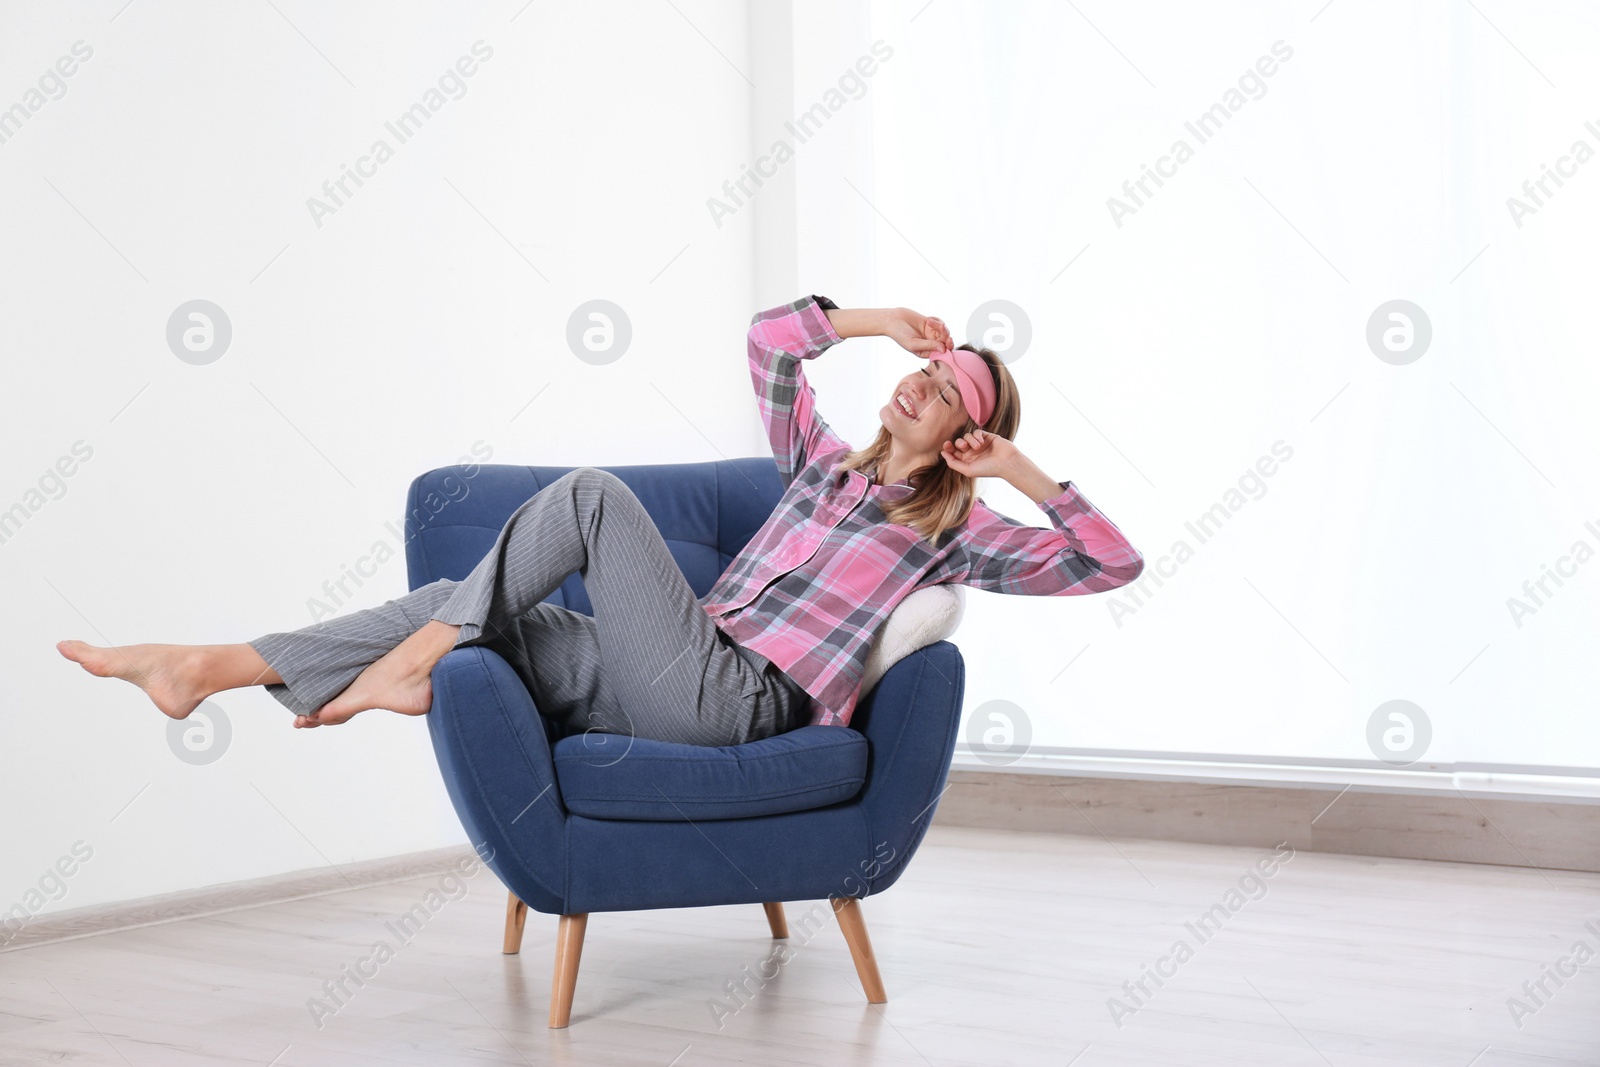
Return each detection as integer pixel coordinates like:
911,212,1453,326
305,702,357,726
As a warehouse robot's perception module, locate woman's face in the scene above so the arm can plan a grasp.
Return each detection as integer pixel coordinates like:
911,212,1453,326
880,360,970,454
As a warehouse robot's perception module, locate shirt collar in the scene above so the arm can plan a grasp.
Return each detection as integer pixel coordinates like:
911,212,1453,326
858,464,918,491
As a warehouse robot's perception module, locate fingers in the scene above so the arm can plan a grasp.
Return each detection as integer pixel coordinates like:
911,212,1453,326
918,315,953,351
898,310,952,353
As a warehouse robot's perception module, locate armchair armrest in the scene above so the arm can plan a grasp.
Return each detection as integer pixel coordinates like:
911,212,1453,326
847,640,967,896
427,647,570,915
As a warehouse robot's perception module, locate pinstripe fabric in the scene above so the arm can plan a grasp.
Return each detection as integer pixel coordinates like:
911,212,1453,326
249,468,812,747
699,295,1147,729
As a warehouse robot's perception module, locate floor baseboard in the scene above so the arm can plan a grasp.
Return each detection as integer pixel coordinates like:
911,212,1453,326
933,769,1600,873
0,845,480,954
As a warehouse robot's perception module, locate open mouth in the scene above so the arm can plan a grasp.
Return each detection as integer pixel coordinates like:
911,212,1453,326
893,393,917,419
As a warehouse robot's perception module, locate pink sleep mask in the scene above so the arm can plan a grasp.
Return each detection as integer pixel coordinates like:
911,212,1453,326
925,347,997,426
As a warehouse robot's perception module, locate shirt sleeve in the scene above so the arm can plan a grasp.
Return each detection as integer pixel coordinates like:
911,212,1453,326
952,480,1145,595
747,294,853,488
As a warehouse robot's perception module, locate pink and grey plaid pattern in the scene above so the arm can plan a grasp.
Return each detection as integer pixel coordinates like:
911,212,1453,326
699,295,1145,728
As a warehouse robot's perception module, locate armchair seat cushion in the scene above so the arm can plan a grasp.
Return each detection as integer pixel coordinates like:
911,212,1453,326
552,725,869,821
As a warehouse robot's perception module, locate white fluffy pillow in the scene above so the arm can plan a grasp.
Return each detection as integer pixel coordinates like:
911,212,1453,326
860,583,967,696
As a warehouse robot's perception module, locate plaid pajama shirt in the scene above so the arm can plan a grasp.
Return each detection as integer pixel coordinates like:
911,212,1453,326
699,294,1145,728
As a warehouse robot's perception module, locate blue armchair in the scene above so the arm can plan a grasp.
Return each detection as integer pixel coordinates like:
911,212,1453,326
405,458,966,1027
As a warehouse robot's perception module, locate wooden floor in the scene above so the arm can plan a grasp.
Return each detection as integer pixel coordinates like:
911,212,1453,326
3,825,1596,1066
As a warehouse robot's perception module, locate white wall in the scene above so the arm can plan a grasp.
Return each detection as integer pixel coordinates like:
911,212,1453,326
1,0,767,918
848,0,1600,780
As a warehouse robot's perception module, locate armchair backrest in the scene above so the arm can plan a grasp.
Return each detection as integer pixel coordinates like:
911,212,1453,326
402,459,785,610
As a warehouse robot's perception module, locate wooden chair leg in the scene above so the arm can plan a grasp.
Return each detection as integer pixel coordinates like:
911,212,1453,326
502,892,528,954
830,896,887,1004
762,901,788,939
548,912,588,1028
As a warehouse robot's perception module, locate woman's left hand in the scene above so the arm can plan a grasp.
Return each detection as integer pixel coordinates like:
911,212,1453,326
941,429,1019,480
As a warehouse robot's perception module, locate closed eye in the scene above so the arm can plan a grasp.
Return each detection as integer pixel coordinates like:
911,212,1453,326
920,367,953,405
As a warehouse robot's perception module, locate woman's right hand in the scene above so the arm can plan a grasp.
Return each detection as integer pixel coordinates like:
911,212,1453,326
883,308,953,355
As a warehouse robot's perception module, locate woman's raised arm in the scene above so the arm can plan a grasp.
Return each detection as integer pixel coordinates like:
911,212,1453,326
825,306,953,353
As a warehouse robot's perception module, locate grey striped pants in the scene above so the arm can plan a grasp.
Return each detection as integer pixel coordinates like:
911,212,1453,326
247,467,813,747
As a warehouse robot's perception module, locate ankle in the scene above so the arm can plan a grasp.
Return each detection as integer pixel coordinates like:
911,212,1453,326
178,646,218,699
424,620,461,652
191,643,275,695
398,622,460,672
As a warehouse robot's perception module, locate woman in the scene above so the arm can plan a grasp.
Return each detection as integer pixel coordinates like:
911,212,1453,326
57,295,1145,748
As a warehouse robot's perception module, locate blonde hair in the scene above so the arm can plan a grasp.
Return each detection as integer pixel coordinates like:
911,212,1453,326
834,343,1022,548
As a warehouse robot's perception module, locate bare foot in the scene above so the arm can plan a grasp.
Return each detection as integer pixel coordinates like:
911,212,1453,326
294,622,458,729
57,640,209,720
